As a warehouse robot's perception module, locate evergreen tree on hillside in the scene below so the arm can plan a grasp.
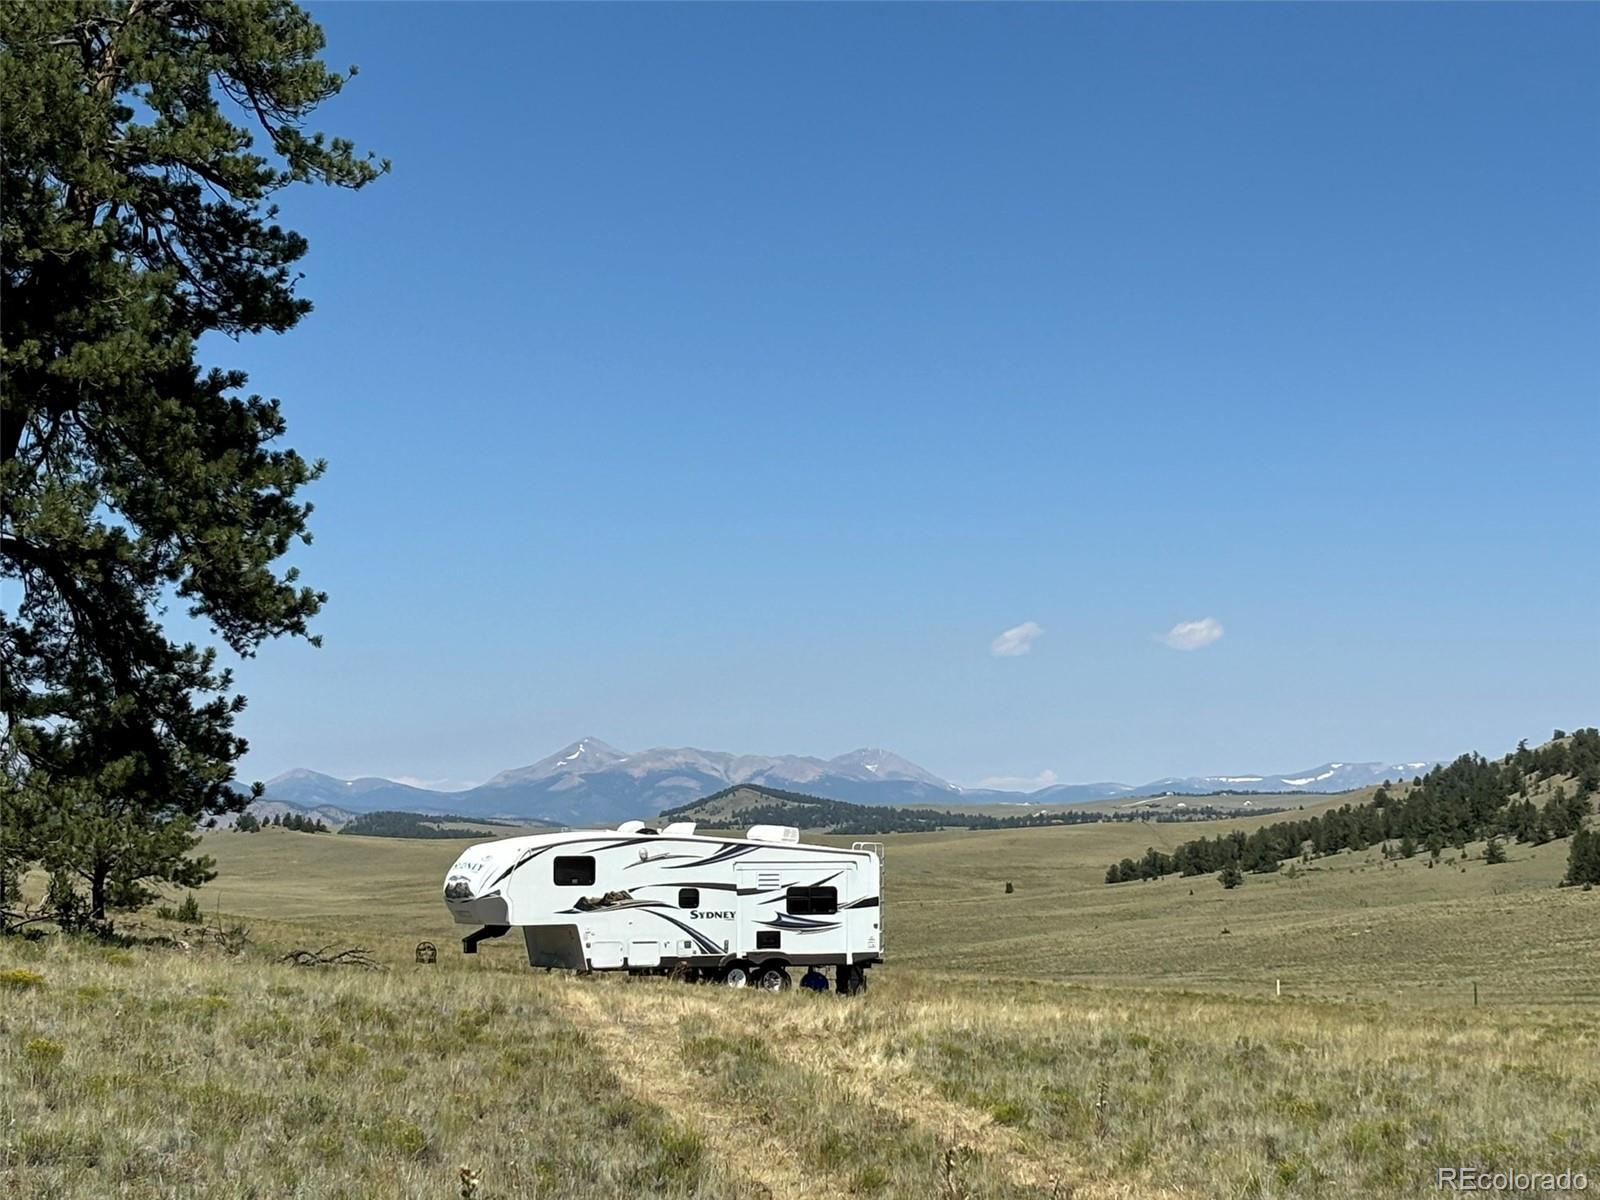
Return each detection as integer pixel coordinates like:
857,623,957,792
1564,829,1600,887
1103,729,1600,886
1,1,384,923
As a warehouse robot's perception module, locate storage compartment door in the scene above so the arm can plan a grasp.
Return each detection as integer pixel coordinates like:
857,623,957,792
523,924,586,969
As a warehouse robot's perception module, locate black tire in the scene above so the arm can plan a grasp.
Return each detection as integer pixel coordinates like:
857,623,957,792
755,965,792,992
719,961,752,988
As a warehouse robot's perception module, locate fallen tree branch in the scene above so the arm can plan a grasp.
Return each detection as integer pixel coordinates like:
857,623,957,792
196,917,251,956
277,944,385,970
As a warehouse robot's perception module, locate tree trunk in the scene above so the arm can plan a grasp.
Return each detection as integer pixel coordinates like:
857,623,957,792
90,863,109,922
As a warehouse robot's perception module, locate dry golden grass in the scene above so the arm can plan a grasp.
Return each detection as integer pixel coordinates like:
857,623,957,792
4,808,1597,1197
5,934,1596,1199
193,801,1596,1003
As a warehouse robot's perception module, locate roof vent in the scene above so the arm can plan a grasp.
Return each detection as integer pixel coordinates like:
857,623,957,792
746,824,800,844
662,821,697,836
617,820,646,834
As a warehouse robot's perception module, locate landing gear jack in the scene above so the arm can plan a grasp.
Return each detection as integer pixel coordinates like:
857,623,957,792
462,924,510,954
835,964,868,996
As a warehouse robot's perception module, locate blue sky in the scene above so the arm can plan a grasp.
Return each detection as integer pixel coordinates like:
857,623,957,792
222,3,1599,790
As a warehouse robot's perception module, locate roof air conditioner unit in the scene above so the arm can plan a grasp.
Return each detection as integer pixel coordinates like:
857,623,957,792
746,824,800,844
662,821,697,836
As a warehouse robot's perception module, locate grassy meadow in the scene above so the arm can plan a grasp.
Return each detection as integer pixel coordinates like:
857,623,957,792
4,804,1597,1198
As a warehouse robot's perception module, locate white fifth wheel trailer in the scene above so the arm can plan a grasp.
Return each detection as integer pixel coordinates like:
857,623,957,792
442,820,883,992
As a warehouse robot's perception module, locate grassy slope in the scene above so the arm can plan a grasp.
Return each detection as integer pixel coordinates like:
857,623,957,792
4,803,1597,1198
878,811,1595,1004
674,785,1318,823
911,793,1318,817
192,793,1594,1003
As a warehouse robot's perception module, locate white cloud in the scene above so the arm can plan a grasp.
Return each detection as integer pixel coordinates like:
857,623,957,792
991,621,1044,657
976,768,1059,792
1160,617,1224,651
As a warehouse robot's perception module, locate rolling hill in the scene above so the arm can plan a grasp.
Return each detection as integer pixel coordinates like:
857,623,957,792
658,783,1295,835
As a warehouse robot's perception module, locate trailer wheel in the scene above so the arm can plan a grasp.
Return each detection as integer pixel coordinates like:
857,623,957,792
754,965,791,991
719,962,751,988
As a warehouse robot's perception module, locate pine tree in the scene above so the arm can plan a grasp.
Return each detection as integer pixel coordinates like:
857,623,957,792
1564,829,1600,887
1,1,384,921
1219,864,1243,889
1484,838,1507,865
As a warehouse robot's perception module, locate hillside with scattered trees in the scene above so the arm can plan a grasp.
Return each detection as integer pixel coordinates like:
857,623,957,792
1105,729,1599,886
337,811,528,840
664,785,1287,836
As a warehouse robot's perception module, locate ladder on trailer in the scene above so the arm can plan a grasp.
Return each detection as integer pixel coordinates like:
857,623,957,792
852,842,884,945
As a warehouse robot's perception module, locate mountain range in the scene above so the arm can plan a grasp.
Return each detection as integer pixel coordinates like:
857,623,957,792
257,738,1437,826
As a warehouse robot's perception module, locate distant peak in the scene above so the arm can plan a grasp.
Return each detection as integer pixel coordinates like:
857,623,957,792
266,767,340,785
547,736,624,759
478,736,630,788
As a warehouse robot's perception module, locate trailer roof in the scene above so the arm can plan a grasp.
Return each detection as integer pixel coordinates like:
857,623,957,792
468,825,877,858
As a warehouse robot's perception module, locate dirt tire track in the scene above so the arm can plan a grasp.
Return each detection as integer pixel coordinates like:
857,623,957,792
561,978,1195,1200
553,979,810,1200
639,985,1194,1200
577,983,1075,1197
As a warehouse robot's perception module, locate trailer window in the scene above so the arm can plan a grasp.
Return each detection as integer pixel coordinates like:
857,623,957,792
677,888,699,909
786,885,837,915
553,856,595,887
